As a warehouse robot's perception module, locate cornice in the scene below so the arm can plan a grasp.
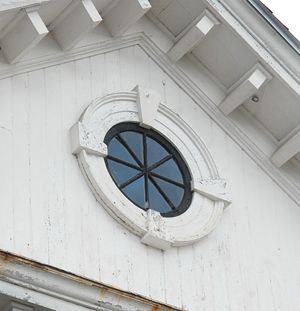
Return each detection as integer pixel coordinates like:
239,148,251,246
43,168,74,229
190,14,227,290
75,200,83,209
0,31,299,206
138,34,300,204
0,34,141,80
0,1,51,12
205,0,300,96
0,250,179,311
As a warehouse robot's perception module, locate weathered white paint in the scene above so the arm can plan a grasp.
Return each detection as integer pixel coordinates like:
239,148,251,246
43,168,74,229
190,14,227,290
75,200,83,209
0,1,299,310
219,65,271,115
0,25,296,204
103,0,151,37
4,301,33,311
72,88,228,249
0,0,51,12
0,44,300,311
0,252,178,311
271,130,300,167
0,7,48,63
70,121,108,156
133,84,161,128
50,0,102,50
168,10,219,62
205,0,300,97
192,179,232,207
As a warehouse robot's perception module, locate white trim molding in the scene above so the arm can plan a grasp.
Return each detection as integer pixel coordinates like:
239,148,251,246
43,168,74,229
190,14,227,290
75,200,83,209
0,251,180,311
3,301,33,311
219,64,272,115
0,6,48,63
0,32,298,206
133,84,161,128
70,86,230,250
205,0,300,96
193,179,232,207
271,130,300,167
168,9,219,62
103,0,151,37
49,0,102,51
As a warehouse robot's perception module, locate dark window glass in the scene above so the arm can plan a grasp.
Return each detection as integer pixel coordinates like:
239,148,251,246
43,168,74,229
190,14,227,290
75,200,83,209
148,179,173,213
108,137,138,165
104,122,192,217
120,132,144,163
146,136,169,166
107,160,141,186
152,176,184,206
122,176,145,208
152,158,183,183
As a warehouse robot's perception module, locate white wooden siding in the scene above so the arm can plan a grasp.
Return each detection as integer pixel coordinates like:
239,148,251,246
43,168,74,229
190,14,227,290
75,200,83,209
0,45,300,311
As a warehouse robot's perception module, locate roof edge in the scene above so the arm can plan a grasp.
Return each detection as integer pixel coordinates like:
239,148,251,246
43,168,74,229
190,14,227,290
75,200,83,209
246,0,300,55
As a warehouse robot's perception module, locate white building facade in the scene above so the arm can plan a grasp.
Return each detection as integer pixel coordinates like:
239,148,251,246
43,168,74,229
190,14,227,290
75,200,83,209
0,1,300,310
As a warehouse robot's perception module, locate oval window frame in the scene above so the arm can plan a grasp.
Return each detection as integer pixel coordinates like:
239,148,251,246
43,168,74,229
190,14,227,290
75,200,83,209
70,85,231,250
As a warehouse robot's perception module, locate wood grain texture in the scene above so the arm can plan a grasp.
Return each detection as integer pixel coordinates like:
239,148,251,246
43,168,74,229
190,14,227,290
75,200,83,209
0,45,300,310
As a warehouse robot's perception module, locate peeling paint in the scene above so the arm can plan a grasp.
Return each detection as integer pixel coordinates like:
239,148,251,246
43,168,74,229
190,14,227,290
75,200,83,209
0,250,182,311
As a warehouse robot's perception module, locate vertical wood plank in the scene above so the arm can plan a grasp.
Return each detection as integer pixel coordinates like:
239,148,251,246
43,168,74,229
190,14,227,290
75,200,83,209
0,129,14,251
0,77,14,252
28,69,49,263
74,57,94,276
120,46,136,91
90,53,107,99
59,60,84,274
11,73,32,258
105,49,121,93
89,52,117,285
44,65,65,266
178,246,198,310
160,65,183,307
163,248,182,307
0,78,14,251
0,77,12,130
105,49,133,291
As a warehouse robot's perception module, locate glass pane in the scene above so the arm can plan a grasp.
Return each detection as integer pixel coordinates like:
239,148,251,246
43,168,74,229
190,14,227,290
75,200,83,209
148,179,172,213
108,137,138,165
146,136,169,166
107,159,140,186
122,176,145,208
152,159,183,183
153,177,184,207
120,131,143,163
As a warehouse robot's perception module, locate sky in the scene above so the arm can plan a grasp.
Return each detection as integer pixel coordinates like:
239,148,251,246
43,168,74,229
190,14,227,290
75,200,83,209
261,0,300,39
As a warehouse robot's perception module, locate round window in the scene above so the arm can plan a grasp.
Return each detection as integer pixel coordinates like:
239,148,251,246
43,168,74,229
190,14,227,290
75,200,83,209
104,122,192,217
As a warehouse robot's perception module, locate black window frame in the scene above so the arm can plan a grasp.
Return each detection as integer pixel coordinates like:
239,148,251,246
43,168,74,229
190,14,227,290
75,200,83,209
104,122,193,217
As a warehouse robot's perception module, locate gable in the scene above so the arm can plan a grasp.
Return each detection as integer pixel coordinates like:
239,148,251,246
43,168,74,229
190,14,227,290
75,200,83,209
0,0,299,206
0,1,300,310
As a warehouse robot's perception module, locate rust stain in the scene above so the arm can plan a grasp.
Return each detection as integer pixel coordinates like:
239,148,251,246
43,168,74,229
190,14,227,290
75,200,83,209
99,287,108,300
0,250,184,311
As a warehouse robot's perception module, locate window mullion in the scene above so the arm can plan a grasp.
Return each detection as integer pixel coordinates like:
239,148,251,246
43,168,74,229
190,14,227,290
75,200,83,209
143,133,149,205
149,172,185,189
120,172,145,189
116,134,144,168
149,175,176,210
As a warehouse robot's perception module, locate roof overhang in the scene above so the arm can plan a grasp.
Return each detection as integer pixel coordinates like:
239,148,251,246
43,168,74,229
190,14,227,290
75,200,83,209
0,0,299,206
247,0,300,55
